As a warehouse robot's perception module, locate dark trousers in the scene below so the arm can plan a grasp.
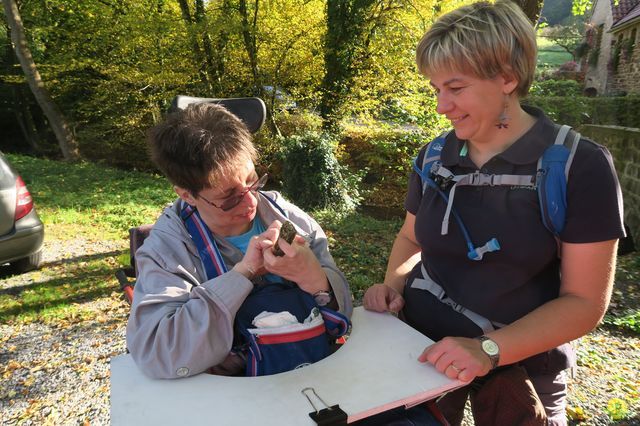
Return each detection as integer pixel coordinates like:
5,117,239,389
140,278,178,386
437,369,567,426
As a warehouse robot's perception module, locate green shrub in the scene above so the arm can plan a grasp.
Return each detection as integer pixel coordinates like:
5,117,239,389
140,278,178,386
530,79,583,97
525,95,591,127
589,95,640,127
525,94,640,128
341,126,431,182
279,131,361,211
274,110,323,137
611,42,622,73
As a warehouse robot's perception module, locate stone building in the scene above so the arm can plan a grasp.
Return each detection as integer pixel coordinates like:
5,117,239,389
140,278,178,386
583,0,640,95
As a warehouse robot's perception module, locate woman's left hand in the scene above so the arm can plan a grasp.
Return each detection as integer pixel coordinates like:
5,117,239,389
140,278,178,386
418,336,492,382
263,231,328,295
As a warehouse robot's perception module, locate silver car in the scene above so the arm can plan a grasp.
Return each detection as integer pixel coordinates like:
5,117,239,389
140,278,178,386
0,152,44,273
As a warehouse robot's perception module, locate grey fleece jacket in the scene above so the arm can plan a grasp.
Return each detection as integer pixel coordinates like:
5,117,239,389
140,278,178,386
126,191,353,379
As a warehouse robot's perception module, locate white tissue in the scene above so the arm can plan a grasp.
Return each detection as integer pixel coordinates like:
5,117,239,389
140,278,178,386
248,309,324,336
252,311,299,328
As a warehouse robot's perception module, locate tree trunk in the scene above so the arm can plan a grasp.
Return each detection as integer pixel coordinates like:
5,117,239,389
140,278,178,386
177,0,212,91
13,86,41,152
194,0,221,94
3,0,80,161
238,0,280,136
4,21,40,152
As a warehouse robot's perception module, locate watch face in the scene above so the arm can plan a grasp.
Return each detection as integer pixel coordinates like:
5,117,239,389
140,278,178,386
482,339,499,356
314,292,332,306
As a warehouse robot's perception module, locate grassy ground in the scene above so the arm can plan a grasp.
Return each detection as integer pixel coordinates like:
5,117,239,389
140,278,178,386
1,154,639,423
537,36,574,73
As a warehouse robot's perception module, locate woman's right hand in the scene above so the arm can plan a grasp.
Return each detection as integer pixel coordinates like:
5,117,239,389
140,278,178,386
363,284,405,313
233,221,280,279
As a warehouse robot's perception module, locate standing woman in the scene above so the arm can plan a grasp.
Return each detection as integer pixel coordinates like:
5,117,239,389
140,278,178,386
363,1,625,425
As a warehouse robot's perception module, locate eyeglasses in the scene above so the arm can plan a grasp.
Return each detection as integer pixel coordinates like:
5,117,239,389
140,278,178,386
198,173,268,212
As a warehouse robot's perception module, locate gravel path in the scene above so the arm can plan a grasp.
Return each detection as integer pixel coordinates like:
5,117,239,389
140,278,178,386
1,238,128,426
1,238,638,425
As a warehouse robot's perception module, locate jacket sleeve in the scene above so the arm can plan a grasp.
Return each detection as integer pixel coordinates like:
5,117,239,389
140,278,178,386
125,234,253,379
279,198,354,319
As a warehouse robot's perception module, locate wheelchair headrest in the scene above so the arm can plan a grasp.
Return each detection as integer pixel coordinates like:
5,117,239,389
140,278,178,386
170,96,267,134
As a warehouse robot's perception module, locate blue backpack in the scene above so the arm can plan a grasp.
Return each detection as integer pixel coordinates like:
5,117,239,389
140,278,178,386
234,281,350,376
413,124,581,261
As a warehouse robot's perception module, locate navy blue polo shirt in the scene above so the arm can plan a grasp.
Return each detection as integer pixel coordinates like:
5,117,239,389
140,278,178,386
403,106,625,341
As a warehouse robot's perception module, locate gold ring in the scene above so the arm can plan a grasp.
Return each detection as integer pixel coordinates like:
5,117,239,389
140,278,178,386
450,364,461,373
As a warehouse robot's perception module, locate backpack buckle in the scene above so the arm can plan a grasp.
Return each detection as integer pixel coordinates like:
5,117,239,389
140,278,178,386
430,161,454,190
470,171,496,186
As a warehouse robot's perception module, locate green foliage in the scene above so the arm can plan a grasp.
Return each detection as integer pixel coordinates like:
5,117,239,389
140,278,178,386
611,42,622,73
341,126,428,183
313,210,402,301
529,79,582,97
571,0,592,16
279,132,361,211
0,259,118,323
274,110,323,138
605,311,640,334
524,95,589,127
587,95,640,127
537,16,585,63
540,0,574,25
605,254,640,335
606,398,629,421
1,0,469,167
622,37,635,60
524,94,640,128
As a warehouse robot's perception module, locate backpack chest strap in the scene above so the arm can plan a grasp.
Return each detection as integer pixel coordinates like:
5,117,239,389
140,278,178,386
436,162,537,236
410,264,507,334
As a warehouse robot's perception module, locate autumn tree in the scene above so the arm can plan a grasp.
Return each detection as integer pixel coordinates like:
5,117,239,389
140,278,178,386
3,0,79,160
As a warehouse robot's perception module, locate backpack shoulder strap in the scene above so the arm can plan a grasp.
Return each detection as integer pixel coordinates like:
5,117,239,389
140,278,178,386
414,131,451,194
536,124,581,236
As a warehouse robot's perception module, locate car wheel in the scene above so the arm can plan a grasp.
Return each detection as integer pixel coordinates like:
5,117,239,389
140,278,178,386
11,250,43,273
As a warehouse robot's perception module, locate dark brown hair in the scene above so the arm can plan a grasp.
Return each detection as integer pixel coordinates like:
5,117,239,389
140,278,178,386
148,102,257,195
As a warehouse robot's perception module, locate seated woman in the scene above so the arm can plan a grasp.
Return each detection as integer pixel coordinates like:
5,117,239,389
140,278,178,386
126,102,353,379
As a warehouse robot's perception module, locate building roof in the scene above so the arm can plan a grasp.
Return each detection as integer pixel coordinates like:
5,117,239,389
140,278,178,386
611,1,640,30
611,0,640,22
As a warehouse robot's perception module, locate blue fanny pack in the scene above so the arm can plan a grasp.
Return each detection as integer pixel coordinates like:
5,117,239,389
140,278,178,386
235,281,349,376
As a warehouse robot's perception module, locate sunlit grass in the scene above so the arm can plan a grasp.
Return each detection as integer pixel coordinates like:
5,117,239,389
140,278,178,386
314,209,402,302
537,36,573,72
6,154,175,239
0,256,125,324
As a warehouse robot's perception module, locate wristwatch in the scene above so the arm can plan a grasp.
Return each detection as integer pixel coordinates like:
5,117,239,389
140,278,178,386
313,290,334,307
475,335,500,370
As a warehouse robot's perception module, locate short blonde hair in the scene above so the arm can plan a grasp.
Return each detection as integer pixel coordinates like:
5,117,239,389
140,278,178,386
416,1,537,97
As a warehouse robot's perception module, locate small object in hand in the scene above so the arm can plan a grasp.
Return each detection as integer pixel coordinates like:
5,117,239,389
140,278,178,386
273,221,297,256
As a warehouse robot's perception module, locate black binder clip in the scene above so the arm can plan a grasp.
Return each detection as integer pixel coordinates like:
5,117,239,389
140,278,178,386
301,387,348,425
